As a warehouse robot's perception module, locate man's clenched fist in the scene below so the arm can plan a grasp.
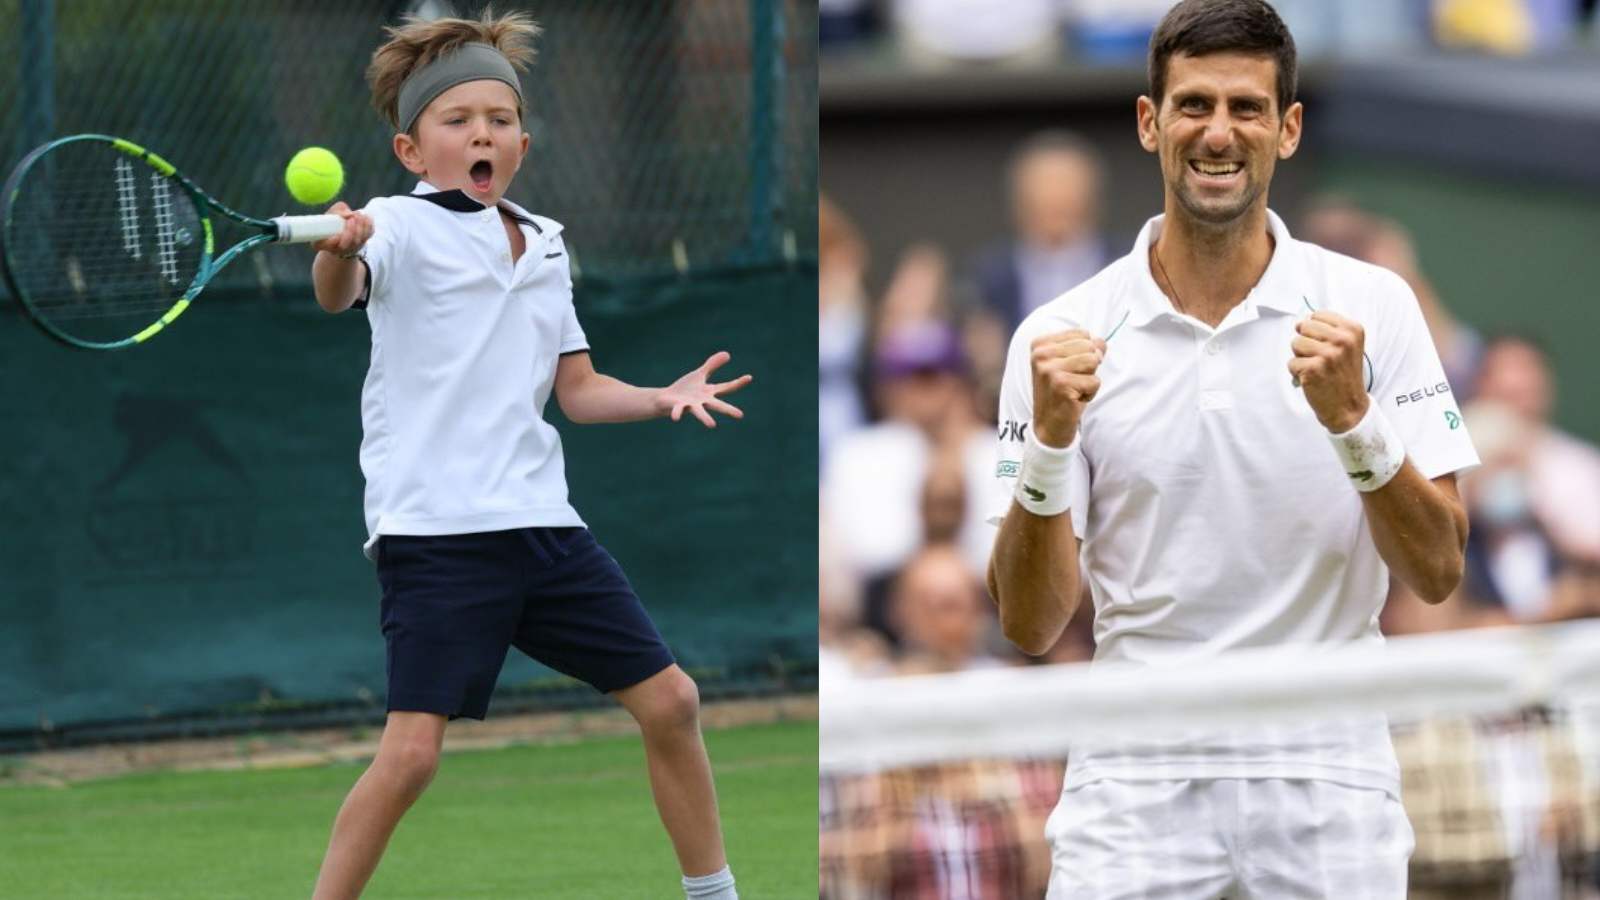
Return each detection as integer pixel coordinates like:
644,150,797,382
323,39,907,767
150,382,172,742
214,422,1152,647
1288,310,1369,433
1031,329,1106,448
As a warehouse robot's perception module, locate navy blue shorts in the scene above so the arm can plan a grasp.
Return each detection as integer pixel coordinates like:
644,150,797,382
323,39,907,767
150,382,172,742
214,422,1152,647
374,527,676,720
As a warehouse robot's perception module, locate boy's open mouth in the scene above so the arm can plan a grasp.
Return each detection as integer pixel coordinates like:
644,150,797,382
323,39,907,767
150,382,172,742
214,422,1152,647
470,160,493,191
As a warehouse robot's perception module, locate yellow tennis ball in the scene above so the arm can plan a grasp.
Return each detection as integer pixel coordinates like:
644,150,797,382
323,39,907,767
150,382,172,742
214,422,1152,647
285,147,344,205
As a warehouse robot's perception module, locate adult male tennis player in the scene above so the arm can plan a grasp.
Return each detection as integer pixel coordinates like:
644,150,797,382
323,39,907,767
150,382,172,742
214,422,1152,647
987,1,1478,896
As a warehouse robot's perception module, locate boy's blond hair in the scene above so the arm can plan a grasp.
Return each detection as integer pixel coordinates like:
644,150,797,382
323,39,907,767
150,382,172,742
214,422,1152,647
366,6,541,133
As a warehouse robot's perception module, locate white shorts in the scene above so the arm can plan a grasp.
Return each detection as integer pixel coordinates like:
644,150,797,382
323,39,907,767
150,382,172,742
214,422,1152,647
1044,778,1414,900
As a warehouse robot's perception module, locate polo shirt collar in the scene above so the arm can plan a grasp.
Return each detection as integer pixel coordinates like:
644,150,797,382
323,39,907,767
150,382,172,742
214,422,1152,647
408,180,541,231
1126,208,1302,327
1253,210,1303,316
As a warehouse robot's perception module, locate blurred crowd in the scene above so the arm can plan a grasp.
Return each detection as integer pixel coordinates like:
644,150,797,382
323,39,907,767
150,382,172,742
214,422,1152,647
820,132,1107,690
822,0,1600,62
818,129,1600,899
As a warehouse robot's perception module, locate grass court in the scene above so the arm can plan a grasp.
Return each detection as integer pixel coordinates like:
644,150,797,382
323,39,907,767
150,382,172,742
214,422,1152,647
0,719,817,898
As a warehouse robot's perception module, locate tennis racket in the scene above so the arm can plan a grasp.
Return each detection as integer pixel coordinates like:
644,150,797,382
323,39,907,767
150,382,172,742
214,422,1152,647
0,133,346,350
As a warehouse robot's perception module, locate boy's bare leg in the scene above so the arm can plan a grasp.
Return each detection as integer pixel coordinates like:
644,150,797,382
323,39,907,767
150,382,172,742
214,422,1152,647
311,711,449,900
612,665,728,876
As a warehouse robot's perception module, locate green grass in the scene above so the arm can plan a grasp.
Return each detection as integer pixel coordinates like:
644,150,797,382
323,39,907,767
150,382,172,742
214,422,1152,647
0,720,818,898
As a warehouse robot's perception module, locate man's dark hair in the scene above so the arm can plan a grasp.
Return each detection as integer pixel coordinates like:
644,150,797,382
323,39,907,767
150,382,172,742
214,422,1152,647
1147,0,1297,118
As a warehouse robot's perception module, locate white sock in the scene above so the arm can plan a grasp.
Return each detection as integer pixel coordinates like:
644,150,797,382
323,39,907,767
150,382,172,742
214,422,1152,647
682,865,737,900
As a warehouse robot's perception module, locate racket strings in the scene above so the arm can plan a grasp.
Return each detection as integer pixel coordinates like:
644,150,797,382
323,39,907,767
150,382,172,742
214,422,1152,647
5,142,205,338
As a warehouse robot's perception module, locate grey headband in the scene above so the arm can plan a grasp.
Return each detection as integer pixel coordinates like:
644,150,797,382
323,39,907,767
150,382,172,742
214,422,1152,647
397,42,523,133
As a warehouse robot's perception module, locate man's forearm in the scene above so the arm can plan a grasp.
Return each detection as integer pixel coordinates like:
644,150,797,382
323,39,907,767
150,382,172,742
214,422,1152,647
1360,464,1467,604
988,505,1082,655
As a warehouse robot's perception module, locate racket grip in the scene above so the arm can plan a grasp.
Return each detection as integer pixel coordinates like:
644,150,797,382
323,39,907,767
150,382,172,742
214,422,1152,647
272,215,346,244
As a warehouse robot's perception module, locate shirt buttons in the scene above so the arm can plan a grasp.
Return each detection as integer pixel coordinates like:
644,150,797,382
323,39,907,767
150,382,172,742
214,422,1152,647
1205,341,1224,356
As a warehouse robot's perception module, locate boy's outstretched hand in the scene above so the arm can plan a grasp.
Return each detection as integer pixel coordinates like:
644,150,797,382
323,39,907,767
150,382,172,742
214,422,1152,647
661,351,752,428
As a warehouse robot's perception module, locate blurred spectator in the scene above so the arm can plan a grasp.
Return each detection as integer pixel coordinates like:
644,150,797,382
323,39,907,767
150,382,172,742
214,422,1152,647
1063,0,1171,63
821,317,995,590
919,443,967,546
1473,334,1600,565
820,506,892,685
972,131,1108,337
820,193,871,462
892,0,1058,65
1433,0,1584,54
1300,197,1484,403
963,131,1109,427
889,543,1007,675
876,244,951,340
1435,399,1547,625
1445,336,1600,623
874,319,969,439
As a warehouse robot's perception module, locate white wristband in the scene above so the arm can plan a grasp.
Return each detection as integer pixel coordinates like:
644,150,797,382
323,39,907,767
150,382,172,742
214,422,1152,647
1327,400,1406,492
1015,431,1077,517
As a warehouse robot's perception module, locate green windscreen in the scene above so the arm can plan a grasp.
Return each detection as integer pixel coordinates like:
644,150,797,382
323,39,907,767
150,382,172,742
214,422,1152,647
0,267,817,741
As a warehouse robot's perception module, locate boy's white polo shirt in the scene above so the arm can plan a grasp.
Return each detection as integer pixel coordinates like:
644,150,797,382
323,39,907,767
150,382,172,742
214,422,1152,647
992,210,1479,794
353,180,588,559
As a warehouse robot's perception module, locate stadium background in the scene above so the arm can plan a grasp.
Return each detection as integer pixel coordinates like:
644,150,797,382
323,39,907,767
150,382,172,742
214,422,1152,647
0,0,818,747
820,1,1600,898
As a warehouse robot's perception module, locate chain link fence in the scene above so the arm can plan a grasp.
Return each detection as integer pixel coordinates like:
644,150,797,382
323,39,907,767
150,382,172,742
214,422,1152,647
1,0,818,294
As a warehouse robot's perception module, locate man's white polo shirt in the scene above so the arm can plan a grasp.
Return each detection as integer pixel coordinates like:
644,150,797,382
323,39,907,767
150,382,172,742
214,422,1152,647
992,210,1479,793
353,180,588,559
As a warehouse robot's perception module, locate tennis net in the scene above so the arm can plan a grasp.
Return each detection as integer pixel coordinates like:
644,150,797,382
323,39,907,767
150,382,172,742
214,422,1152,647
820,621,1600,899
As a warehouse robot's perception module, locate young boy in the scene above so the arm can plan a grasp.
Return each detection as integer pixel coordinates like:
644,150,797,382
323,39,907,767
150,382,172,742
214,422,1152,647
305,10,749,899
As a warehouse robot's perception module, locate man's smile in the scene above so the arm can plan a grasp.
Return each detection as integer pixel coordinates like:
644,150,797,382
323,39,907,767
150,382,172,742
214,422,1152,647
1187,158,1245,187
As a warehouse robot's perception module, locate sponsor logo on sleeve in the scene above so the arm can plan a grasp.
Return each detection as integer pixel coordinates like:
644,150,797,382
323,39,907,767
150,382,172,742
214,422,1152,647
1445,410,1461,430
996,460,1020,478
1394,381,1452,406
999,420,1028,442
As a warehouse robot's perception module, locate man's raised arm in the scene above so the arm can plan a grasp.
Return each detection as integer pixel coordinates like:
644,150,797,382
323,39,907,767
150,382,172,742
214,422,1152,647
988,329,1104,655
